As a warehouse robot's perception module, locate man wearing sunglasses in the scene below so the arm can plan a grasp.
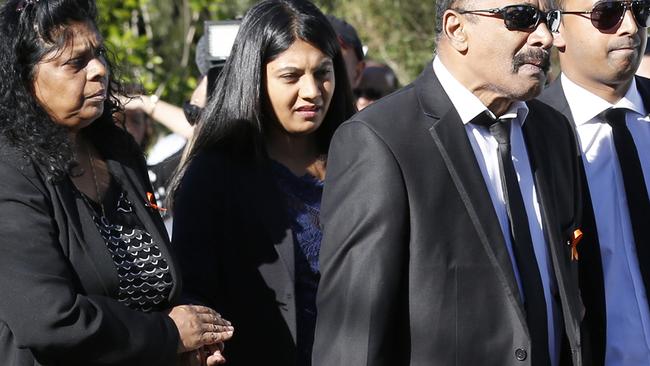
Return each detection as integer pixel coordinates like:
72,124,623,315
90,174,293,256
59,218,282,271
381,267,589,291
314,1,584,366
539,1,650,366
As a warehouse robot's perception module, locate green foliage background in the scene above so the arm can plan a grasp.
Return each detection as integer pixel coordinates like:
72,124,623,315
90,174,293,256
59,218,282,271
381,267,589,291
96,0,437,107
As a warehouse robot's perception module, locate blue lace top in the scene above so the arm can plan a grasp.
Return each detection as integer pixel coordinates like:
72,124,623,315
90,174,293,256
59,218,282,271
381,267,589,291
270,160,323,366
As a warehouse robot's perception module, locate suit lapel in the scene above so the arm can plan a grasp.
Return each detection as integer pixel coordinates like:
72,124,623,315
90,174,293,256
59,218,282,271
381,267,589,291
244,165,297,341
542,79,605,362
250,166,296,283
256,224,297,343
265,226,296,285
520,112,569,291
541,79,574,124
418,66,525,316
521,107,588,354
634,76,650,297
53,177,119,297
635,76,650,115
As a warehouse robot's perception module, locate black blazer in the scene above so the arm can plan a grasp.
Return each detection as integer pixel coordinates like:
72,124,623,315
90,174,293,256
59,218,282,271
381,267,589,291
172,150,298,366
0,132,181,366
313,64,585,366
539,75,650,366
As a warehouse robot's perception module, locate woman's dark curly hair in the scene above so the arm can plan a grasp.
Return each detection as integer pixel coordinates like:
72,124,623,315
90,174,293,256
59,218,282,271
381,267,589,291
0,0,130,181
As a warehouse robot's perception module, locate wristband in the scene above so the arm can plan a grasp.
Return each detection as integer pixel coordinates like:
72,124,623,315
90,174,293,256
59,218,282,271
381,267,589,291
148,94,160,115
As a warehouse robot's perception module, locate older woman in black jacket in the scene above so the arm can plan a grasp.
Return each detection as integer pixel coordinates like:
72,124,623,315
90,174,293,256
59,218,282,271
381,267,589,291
0,1,232,365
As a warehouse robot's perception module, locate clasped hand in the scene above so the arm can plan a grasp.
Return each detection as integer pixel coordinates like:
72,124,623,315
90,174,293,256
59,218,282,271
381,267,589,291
167,305,234,365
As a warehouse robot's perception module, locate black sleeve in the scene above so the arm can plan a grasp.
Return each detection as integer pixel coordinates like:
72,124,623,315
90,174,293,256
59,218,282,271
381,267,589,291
313,121,410,366
171,151,226,307
0,161,179,366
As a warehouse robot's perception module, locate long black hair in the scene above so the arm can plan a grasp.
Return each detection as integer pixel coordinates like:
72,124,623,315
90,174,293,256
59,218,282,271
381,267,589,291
169,0,356,202
0,0,128,181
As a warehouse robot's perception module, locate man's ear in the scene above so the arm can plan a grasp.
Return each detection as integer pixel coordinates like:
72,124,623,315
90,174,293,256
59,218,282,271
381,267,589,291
443,10,468,52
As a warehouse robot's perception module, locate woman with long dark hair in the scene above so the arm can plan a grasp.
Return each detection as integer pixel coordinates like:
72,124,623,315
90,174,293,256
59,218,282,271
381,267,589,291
0,1,232,365
169,0,356,364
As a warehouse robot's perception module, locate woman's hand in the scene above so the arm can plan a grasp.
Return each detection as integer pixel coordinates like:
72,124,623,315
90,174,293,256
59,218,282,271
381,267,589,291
119,95,156,115
203,343,227,365
167,305,234,353
177,344,226,366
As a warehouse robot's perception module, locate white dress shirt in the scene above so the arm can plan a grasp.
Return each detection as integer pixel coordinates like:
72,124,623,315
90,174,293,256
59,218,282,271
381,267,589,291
562,74,650,366
433,56,559,366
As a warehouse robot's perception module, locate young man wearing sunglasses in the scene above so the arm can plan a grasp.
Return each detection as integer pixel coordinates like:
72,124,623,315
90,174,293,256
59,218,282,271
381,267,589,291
539,1,650,366
313,1,584,366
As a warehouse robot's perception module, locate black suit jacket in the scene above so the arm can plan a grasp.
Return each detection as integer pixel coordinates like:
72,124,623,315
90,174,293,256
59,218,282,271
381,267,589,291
0,132,180,366
172,150,298,366
313,64,585,366
539,75,650,366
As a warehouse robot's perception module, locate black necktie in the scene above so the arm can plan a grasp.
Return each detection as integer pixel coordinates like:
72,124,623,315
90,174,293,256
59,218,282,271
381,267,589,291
473,112,550,366
603,108,650,292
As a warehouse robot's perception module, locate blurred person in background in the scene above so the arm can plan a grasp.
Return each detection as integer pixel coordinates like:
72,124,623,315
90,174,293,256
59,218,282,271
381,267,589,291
115,84,155,150
123,33,221,166
327,15,365,90
0,1,233,365
354,60,399,110
169,0,355,365
123,92,194,146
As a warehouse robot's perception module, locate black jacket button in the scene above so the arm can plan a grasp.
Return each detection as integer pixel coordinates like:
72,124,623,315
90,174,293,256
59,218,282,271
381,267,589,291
515,348,528,361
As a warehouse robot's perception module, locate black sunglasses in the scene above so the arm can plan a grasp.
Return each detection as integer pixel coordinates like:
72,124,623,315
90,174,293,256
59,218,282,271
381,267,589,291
559,1,650,31
182,101,203,126
455,4,557,31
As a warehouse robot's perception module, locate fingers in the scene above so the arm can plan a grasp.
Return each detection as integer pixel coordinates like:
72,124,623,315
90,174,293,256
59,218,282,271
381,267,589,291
168,305,234,353
200,327,234,345
206,354,227,366
190,306,233,327
204,343,223,353
206,348,227,366
201,322,234,334
197,312,232,327
188,305,220,316
119,95,145,111
197,312,234,343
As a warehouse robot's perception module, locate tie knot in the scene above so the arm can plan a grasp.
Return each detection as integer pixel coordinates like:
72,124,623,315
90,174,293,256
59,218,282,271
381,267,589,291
602,108,628,127
489,120,512,145
471,111,512,145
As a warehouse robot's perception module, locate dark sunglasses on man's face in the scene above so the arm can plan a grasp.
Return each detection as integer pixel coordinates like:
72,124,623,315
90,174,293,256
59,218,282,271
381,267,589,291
455,4,557,31
558,0,650,32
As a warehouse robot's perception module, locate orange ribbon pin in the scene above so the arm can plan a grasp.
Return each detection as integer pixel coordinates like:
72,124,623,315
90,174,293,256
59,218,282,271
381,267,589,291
146,192,167,212
570,229,583,261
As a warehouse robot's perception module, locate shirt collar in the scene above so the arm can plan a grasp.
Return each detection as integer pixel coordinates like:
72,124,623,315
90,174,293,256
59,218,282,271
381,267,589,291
561,73,647,126
433,56,529,125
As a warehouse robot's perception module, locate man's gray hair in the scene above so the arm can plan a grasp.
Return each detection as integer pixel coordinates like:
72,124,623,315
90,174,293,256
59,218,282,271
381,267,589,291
435,0,466,37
